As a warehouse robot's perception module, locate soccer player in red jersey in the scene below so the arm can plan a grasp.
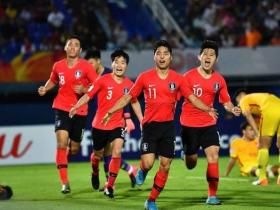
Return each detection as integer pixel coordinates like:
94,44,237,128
102,40,216,210
38,35,98,194
85,50,138,190
69,49,143,198
180,40,241,205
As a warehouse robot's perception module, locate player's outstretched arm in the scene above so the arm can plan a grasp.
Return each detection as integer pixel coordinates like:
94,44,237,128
223,101,241,116
224,158,236,177
102,94,132,125
188,94,218,119
38,79,56,96
69,94,91,118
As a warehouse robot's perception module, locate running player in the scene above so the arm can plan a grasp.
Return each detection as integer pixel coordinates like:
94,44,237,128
180,40,241,205
102,40,216,210
84,50,138,190
69,49,143,198
38,35,98,193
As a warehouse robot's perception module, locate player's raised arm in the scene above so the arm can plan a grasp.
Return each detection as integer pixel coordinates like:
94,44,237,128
102,94,132,125
38,79,56,96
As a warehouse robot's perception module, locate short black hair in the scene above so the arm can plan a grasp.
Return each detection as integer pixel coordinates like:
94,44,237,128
240,121,250,131
111,49,129,64
65,34,82,48
85,49,101,60
233,88,247,99
200,40,219,57
153,40,172,54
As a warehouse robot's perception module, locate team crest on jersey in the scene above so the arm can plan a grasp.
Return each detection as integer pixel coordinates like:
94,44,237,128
169,82,176,91
213,83,220,91
74,70,82,79
123,88,129,94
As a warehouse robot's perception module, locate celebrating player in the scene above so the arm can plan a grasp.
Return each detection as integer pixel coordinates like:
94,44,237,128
85,50,138,190
69,49,143,198
180,40,241,205
38,35,98,193
102,40,216,210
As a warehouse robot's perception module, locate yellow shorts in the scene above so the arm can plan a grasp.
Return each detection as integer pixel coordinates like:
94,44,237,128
240,163,257,176
260,96,280,137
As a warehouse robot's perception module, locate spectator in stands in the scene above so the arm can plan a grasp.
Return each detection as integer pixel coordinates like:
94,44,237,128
271,30,280,45
47,7,65,30
245,25,262,48
20,37,36,54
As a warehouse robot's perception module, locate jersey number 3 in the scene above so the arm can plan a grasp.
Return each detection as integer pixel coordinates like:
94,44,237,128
106,89,113,100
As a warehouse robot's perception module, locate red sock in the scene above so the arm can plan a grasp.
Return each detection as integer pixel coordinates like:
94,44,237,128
207,162,219,196
90,153,99,175
56,148,68,184
107,157,121,188
148,170,169,201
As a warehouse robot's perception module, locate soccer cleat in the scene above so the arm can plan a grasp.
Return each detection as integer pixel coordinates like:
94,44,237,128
144,200,158,210
104,186,114,199
61,183,71,194
128,165,138,188
252,179,268,186
135,169,147,186
91,172,100,190
206,196,221,205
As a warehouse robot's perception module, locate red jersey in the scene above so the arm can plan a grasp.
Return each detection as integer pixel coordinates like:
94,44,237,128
50,58,98,116
87,74,133,130
129,68,191,124
180,68,231,127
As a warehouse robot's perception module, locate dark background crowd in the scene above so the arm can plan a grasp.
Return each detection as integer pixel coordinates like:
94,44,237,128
0,0,279,62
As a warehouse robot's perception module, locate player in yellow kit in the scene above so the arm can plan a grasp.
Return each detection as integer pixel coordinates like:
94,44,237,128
225,121,278,177
235,91,280,185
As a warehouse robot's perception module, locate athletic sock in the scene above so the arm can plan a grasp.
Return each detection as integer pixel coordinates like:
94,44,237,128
90,153,100,175
148,170,168,201
257,148,269,180
207,162,219,197
103,155,111,181
56,148,69,184
120,158,131,172
107,157,121,188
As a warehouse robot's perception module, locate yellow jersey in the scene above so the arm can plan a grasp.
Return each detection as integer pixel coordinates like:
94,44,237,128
239,93,280,136
230,137,258,176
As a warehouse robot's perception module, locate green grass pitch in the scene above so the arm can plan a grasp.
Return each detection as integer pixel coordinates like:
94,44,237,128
0,157,279,210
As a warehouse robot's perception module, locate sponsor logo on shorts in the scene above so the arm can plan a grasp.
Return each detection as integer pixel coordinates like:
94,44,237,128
142,143,148,152
55,120,61,127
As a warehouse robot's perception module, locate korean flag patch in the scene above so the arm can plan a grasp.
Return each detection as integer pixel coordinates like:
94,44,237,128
74,70,82,79
169,82,176,91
